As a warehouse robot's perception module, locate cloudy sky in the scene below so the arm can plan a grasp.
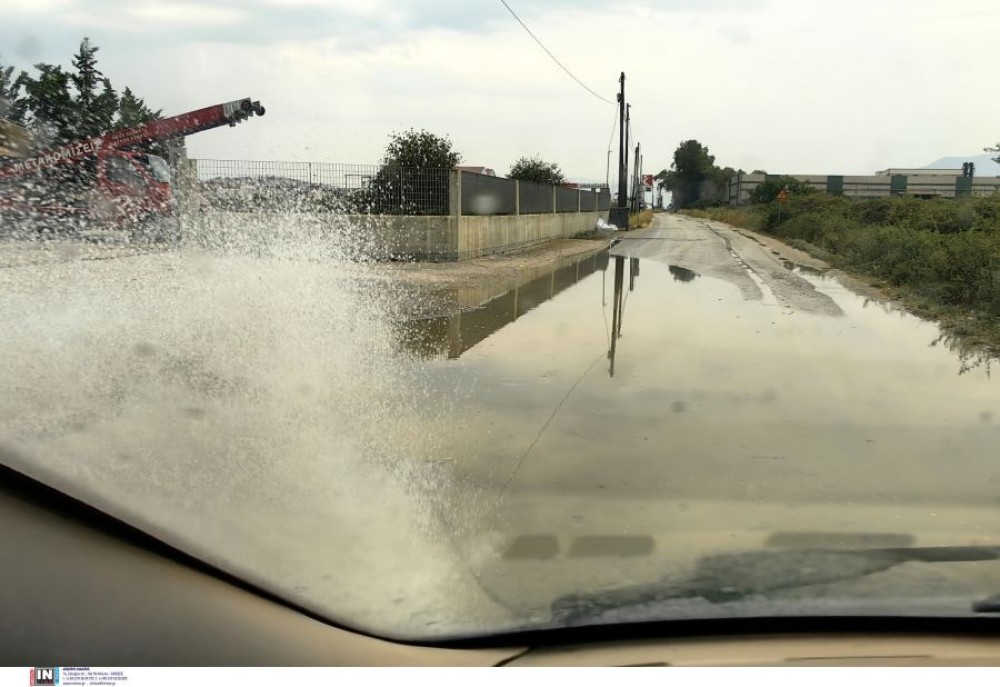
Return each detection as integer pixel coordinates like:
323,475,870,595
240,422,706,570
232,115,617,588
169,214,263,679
3,0,998,182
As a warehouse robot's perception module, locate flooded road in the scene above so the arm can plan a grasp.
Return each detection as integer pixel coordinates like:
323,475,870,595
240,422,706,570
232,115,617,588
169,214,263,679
2,212,1000,637
415,214,999,510
416,213,1000,619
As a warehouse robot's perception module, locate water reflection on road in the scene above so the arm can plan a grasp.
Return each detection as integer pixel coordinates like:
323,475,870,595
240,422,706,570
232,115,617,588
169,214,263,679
399,251,610,359
412,248,1000,509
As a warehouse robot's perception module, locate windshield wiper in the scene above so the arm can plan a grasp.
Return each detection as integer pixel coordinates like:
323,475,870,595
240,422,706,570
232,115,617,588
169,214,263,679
551,546,1000,625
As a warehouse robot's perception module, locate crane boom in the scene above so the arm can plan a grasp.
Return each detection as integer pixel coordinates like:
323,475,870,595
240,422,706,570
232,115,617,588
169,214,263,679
0,97,265,181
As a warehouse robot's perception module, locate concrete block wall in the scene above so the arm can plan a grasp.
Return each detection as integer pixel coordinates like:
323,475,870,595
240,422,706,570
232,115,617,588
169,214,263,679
458,211,604,260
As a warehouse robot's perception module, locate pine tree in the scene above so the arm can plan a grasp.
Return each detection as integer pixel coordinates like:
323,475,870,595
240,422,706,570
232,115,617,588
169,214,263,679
91,76,119,134
116,87,161,128
70,37,115,137
21,63,75,146
0,54,28,124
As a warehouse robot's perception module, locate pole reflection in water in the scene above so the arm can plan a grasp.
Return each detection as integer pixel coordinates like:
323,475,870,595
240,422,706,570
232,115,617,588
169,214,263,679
607,255,641,377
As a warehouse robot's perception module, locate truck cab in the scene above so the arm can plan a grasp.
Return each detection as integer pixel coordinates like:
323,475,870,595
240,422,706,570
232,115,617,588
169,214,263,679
1,149,176,242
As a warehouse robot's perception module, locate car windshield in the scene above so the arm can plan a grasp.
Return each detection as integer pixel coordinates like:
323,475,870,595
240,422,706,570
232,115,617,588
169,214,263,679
2,1,1000,642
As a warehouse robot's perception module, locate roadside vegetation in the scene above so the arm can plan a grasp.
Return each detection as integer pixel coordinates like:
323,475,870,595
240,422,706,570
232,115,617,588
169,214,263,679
686,193,1000,352
2,39,163,152
508,155,565,185
629,209,654,229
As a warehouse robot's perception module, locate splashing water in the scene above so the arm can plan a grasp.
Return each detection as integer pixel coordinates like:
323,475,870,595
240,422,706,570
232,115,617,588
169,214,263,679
0,207,509,639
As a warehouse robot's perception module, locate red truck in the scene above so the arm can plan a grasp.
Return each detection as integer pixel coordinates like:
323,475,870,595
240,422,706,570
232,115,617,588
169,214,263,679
0,97,265,242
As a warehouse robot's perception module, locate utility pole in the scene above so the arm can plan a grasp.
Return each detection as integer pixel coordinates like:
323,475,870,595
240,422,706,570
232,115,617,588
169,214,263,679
639,151,644,210
632,142,641,213
615,72,626,223
623,103,630,213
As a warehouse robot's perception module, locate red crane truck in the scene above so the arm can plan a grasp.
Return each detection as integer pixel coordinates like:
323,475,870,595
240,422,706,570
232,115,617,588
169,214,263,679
0,97,265,242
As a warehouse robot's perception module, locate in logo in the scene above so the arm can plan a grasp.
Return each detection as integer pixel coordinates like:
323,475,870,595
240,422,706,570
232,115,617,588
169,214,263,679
29,667,59,686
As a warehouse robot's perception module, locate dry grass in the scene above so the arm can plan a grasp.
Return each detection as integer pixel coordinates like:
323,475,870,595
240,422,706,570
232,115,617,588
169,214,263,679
683,207,760,230
629,209,654,229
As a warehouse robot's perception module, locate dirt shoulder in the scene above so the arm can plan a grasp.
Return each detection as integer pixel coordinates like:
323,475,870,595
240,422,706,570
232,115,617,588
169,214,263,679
373,237,612,322
382,238,610,292
693,217,893,304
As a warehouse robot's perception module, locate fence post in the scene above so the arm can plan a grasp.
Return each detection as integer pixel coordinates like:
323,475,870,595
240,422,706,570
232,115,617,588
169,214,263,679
515,180,520,215
551,185,557,213
449,168,462,219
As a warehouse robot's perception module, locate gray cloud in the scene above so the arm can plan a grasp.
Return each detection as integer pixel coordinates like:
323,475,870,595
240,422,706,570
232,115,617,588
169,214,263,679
2,0,761,60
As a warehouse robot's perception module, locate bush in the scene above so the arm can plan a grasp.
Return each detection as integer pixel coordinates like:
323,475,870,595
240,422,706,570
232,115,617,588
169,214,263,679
748,175,818,204
687,198,726,209
712,192,1000,339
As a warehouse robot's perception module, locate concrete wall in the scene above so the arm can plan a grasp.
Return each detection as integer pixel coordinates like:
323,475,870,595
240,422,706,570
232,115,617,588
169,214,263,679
458,211,603,260
180,211,457,260
362,215,457,261
181,210,602,262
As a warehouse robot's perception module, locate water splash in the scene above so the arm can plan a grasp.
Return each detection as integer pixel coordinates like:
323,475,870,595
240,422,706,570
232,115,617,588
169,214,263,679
0,196,507,638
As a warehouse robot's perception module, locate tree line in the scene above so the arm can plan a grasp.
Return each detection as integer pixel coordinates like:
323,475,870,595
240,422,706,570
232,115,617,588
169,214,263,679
659,138,1000,210
375,127,567,184
656,140,754,209
1,38,163,151
363,128,569,214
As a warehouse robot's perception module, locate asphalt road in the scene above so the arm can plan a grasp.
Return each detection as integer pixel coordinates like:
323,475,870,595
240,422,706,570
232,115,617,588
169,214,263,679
2,216,1000,632
613,213,843,314
442,213,998,505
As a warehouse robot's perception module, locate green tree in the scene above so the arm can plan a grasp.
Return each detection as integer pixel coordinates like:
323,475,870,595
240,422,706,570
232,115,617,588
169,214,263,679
21,63,76,146
656,140,719,209
986,142,1000,166
380,128,461,169
11,40,166,152
0,54,29,124
116,86,161,128
116,86,170,156
508,155,565,185
748,175,817,204
70,38,119,137
367,129,461,214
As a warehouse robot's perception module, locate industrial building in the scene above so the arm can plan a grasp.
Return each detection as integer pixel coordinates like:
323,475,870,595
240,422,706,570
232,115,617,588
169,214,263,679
727,168,1000,205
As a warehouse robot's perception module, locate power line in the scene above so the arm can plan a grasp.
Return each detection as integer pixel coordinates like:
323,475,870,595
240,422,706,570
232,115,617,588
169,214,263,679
606,105,619,154
605,105,618,187
498,0,615,105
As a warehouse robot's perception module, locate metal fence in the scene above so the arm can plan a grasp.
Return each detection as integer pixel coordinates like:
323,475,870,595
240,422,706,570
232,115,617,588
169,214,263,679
192,159,611,216
555,186,579,213
518,180,554,214
194,159,450,215
461,171,516,215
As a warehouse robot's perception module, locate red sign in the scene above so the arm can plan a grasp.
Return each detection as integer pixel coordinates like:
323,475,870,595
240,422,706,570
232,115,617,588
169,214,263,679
643,174,654,189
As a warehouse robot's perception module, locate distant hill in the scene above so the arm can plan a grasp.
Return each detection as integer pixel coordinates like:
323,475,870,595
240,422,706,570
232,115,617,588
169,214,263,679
924,153,1000,177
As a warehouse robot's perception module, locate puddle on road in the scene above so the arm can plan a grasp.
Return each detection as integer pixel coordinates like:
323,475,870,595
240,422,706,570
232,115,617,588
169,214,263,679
405,252,1000,509
782,258,827,277
398,251,609,359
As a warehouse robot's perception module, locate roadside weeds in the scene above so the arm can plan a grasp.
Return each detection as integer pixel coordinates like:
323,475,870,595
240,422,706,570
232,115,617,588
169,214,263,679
684,206,1000,363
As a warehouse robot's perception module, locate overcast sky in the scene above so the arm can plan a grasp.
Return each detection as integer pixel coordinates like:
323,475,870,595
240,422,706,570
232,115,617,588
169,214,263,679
3,0,999,181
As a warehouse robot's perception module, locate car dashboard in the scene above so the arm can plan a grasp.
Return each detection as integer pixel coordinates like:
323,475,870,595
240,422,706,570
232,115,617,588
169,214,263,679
3,463,1000,667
